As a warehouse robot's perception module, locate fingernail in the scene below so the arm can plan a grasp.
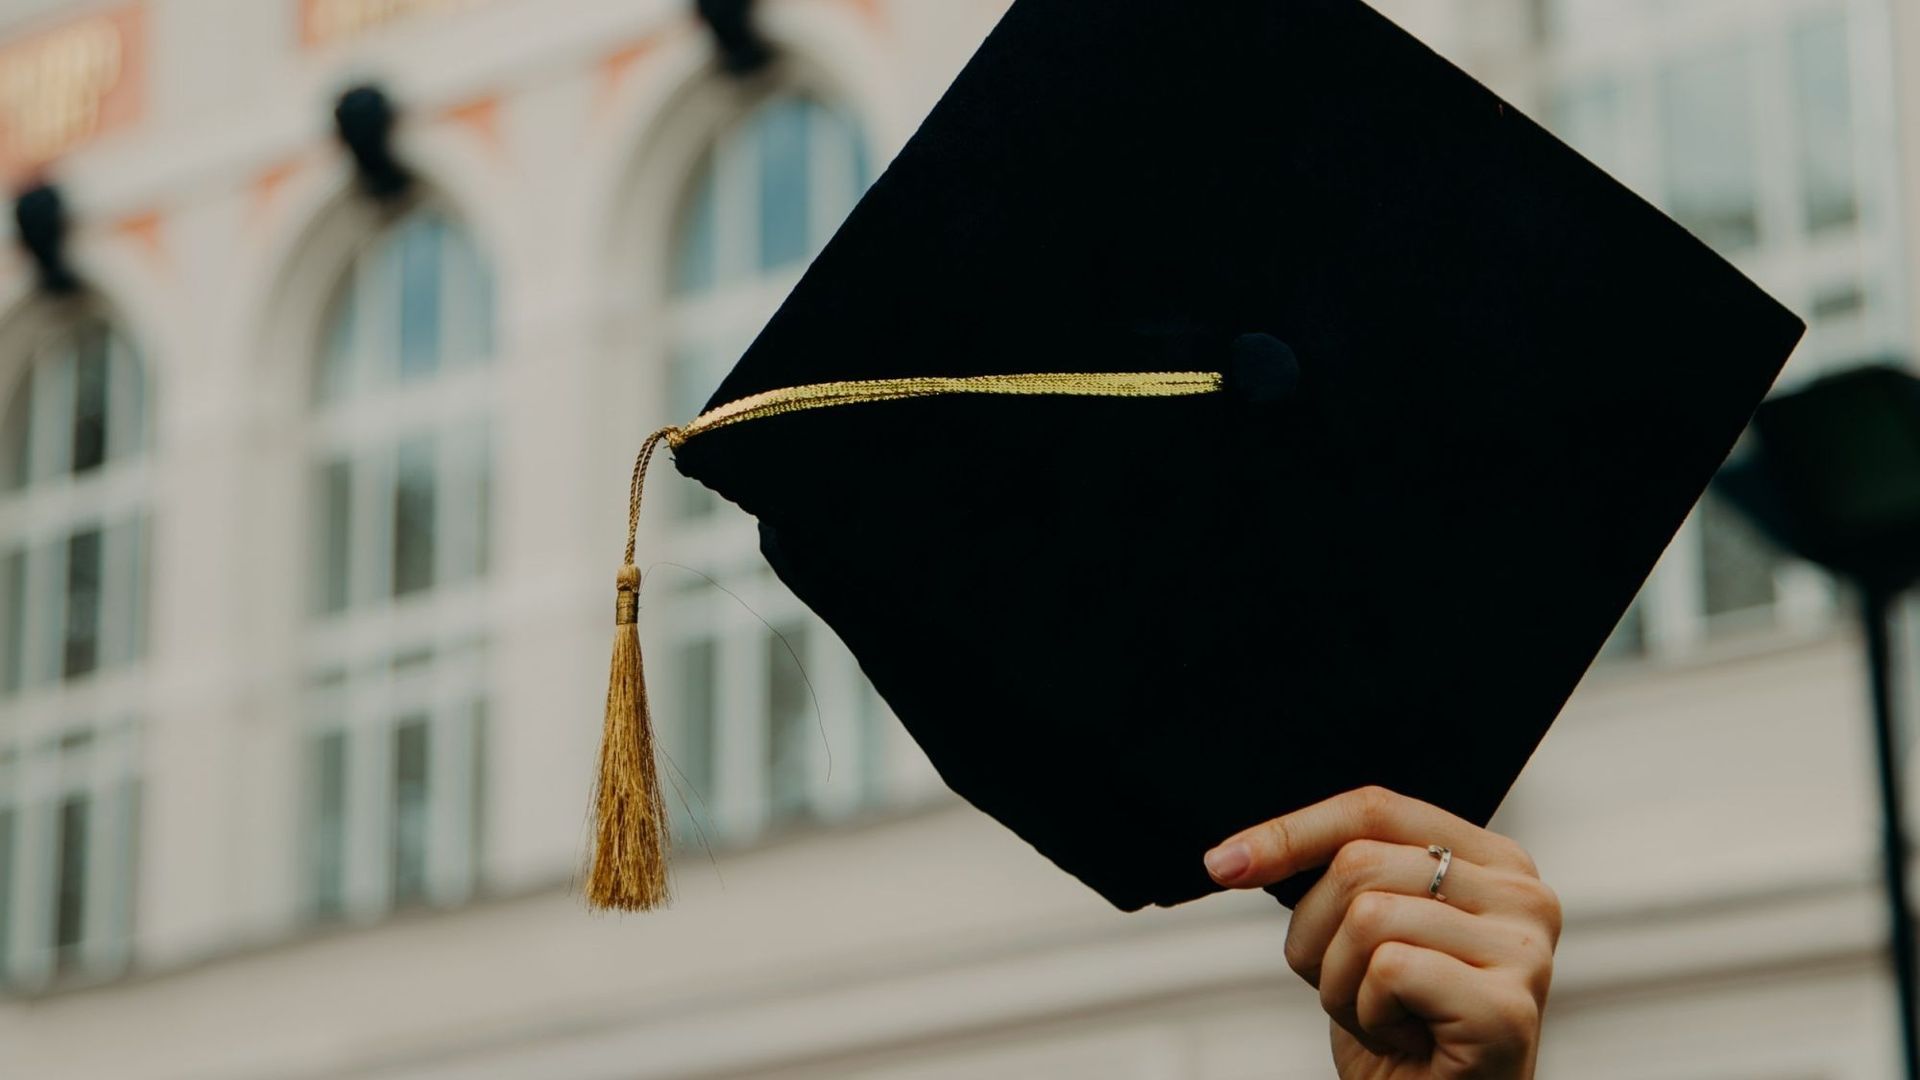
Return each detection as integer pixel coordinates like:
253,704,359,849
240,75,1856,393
1204,842,1251,883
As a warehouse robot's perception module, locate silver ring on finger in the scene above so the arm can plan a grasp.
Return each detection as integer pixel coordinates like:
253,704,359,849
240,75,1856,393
1426,844,1453,903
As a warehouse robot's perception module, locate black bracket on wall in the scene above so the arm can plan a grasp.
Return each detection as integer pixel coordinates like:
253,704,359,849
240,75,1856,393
334,84,412,201
696,0,774,76
14,183,79,296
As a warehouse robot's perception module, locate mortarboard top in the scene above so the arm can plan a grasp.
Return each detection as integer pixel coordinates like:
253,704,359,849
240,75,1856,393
587,0,1805,913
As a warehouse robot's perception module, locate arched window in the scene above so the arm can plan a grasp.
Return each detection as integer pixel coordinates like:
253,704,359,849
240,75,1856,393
304,207,493,919
0,312,146,988
652,93,893,841
1546,0,1900,658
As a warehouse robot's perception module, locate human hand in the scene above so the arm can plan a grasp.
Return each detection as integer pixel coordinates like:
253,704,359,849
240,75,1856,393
1204,787,1559,1079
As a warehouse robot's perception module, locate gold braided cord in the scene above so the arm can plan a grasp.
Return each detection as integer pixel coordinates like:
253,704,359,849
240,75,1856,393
666,370,1224,448
624,426,683,567
622,372,1221,576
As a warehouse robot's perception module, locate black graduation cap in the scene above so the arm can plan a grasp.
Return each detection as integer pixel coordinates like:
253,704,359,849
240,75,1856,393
587,0,1805,912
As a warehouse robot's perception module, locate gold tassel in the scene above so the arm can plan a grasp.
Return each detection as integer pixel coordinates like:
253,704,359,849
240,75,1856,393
584,372,1221,911
587,427,680,911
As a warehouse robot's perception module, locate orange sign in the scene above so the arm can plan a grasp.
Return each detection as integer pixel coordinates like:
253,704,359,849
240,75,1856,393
0,4,145,178
300,0,492,49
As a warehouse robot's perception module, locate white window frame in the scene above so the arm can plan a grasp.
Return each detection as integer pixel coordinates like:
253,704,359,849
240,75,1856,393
0,313,146,991
1546,0,1908,661
302,205,494,921
649,91,906,847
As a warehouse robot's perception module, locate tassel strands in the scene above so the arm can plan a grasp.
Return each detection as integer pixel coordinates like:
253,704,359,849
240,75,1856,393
587,426,682,911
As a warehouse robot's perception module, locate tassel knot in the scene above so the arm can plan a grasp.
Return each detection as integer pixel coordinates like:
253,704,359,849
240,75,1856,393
615,567,640,625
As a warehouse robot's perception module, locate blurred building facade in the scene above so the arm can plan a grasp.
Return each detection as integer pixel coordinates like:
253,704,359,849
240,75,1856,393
0,0,1910,1076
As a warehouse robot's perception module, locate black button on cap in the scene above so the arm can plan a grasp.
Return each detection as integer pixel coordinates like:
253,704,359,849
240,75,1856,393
1226,333,1302,407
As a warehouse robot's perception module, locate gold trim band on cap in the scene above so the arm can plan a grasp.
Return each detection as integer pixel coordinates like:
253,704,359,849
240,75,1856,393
666,370,1224,448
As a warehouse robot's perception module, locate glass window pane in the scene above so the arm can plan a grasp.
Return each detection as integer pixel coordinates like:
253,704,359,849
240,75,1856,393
813,102,870,233
1598,601,1646,661
0,805,13,980
104,336,146,473
674,157,719,296
668,344,721,519
317,458,352,614
69,324,109,476
1792,15,1857,233
443,224,494,367
468,699,487,877
473,257,496,365
317,282,357,405
63,528,102,681
674,639,717,821
95,519,133,672
859,684,889,805
53,793,88,966
1551,78,1623,177
392,436,437,598
669,340,717,422
848,107,872,191
757,100,814,271
478,248,496,366
433,420,488,588
1,367,30,492
398,217,444,382
1543,0,1611,41
1659,45,1761,252
107,777,138,959
127,514,150,666
472,427,492,582
1812,280,1867,324
311,729,347,918
391,714,430,906
1701,492,1777,618
765,623,812,825
1,547,23,695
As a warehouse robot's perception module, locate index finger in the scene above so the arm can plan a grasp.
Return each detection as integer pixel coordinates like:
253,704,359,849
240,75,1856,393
1202,786,1536,889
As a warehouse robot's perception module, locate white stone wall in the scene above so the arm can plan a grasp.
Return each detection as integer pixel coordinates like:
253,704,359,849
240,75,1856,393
0,0,1908,1077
